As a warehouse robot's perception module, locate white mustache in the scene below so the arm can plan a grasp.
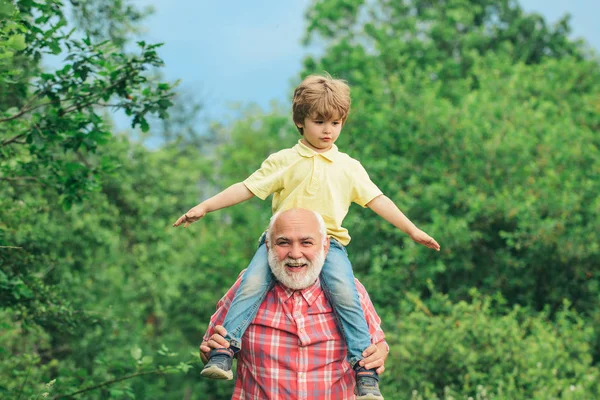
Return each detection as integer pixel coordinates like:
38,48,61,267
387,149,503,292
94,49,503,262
268,247,325,290
284,258,309,267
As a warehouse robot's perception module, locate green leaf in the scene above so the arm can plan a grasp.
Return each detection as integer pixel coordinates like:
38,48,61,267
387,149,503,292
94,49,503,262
109,388,125,397
48,41,61,55
140,118,150,132
7,34,26,51
177,362,192,374
130,347,142,360
140,355,153,365
0,1,15,17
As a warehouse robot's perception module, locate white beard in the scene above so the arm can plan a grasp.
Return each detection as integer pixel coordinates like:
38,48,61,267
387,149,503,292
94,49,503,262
268,246,326,290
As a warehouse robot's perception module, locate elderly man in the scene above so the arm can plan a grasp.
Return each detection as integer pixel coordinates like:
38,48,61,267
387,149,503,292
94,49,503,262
200,208,389,399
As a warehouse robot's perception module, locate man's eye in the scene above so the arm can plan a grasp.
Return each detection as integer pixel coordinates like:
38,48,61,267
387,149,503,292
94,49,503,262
277,242,289,247
302,242,313,246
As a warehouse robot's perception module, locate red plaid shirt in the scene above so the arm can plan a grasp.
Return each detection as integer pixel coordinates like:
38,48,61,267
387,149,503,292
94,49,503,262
203,272,386,400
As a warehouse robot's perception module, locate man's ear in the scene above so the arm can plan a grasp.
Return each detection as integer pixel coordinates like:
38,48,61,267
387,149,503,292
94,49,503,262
265,239,270,251
323,236,330,256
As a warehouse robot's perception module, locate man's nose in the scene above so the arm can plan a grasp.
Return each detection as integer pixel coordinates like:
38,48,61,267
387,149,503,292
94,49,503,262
288,244,303,259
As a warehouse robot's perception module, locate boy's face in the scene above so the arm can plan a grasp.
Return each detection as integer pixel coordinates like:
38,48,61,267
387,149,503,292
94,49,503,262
296,115,343,153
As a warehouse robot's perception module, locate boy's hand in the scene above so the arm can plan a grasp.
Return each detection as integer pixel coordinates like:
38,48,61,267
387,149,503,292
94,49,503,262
173,205,206,228
410,228,441,251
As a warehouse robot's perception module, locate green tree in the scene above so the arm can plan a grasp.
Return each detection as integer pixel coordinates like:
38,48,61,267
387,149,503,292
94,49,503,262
304,0,585,101
0,1,195,398
1,0,174,206
2,0,599,398
299,0,600,314
69,0,153,48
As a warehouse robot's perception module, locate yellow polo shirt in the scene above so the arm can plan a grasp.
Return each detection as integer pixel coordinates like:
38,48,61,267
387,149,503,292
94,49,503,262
243,140,382,245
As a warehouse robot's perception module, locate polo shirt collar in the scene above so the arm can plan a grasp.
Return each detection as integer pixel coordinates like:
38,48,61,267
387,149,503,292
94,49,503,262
275,278,322,307
294,140,339,162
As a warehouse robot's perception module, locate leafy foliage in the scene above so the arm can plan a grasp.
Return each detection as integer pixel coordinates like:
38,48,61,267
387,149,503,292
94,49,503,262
387,291,599,399
1,0,174,207
1,0,599,399
301,0,600,314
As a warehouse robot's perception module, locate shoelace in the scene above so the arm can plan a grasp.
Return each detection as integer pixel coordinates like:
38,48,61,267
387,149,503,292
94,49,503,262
357,376,378,388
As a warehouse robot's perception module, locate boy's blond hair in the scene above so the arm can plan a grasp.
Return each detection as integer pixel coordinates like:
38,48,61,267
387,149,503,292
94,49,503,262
292,74,351,134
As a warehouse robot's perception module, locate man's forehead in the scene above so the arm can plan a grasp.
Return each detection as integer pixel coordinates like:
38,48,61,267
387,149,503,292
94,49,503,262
273,233,316,241
273,210,321,238
272,225,318,240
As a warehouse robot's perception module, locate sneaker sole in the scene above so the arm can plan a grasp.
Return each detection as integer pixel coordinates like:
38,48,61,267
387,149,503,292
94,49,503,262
355,393,384,400
201,365,233,380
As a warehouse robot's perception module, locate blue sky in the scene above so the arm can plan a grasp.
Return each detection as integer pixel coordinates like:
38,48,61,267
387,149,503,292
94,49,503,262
136,0,599,123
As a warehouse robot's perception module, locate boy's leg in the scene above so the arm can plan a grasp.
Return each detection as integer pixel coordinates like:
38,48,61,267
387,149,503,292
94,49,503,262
201,236,273,380
320,240,371,365
221,239,273,348
320,240,383,399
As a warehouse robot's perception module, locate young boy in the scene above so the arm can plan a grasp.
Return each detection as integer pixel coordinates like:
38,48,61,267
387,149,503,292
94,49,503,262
173,74,440,400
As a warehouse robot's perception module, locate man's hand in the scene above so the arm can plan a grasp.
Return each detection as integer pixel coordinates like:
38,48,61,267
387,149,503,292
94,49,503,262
173,205,206,228
199,325,229,363
358,342,389,375
409,228,440,251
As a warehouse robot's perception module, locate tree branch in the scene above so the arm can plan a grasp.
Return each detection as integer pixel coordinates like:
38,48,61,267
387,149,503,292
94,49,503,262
60,77,130,115
76,151,91,168
0,102,51,124
0,176,39,182
1,71,130,125
52,362,198,399
16,359,33,400
0,176,47,188
2,133,26,146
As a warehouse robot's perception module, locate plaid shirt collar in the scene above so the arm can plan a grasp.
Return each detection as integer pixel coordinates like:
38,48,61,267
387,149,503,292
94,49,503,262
273,278,322,307
294,140,339,162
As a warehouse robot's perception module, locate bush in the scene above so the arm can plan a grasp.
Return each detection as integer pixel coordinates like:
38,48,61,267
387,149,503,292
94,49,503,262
380,289,600,399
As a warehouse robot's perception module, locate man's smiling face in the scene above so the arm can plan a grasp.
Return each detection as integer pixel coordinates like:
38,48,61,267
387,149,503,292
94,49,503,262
267,209,330,290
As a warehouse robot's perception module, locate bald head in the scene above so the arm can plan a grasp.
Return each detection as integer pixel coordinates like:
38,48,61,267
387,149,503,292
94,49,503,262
266,208,330,290
268,208,326,245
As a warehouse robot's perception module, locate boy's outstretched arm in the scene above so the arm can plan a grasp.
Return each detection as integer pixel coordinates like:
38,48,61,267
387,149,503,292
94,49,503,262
173,182,254,228
367,195,440,251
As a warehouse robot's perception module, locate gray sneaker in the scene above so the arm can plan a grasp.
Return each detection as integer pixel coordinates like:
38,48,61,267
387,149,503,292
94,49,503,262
354,366,383,399
201,348,234,380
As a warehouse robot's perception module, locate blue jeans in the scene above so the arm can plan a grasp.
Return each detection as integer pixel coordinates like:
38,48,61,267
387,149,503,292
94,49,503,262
222,234,273,350
222,235,370,366
320,239,372,366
